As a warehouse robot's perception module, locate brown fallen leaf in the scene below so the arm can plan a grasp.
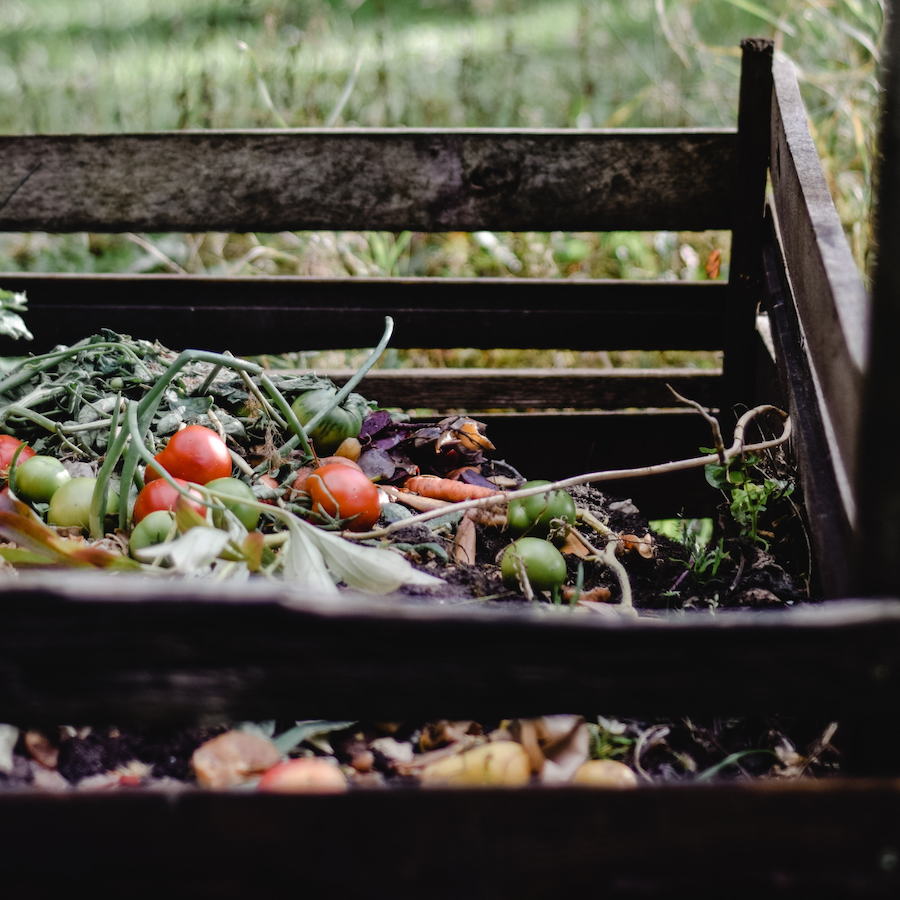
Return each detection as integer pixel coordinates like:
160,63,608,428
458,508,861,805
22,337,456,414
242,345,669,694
619,532,655,559
706,248,721,279
419,720,482,752
560,530,591,557
562,584,612,604
192,730,281,789
508,716,590,783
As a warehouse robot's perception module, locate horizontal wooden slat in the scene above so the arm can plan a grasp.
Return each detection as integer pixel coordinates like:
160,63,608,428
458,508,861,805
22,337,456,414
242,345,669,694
0,129,736,233
0,273,727,355
2,781,899,896
770,58,870,512
321,367,722,411
0,577,899,723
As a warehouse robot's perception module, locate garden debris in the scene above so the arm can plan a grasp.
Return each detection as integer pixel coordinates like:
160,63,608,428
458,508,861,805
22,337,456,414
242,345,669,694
572,760,639,788
419,741,531,787
0,714,842,792
256,758,348,794
191,730,281,789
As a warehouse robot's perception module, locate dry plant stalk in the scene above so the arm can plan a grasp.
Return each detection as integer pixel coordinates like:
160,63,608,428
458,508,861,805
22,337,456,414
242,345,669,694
348,404,792,542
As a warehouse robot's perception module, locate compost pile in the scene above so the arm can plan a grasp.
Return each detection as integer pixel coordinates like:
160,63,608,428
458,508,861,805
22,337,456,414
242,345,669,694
0,330,806,611
0,331,827,792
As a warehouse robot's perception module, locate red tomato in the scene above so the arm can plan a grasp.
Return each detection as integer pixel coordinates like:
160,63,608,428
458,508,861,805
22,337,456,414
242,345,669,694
0,434,36,477
144,425,232,486
306,463,381,532
133,477,205,524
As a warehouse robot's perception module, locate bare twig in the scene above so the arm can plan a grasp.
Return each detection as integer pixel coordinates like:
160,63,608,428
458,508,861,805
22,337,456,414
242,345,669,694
346,405,791,541
668,383,725,463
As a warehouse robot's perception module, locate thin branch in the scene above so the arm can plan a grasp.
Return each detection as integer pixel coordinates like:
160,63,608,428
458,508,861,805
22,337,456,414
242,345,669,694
348,405,792,541
668,383,726,463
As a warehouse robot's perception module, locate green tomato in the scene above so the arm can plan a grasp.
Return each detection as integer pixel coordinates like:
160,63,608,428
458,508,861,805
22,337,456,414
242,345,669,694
500,537,568,593
507,480,577,546
205,477,261,531
291,388,365,456
129,510,176,560
14,455,72,503
48,477,119,530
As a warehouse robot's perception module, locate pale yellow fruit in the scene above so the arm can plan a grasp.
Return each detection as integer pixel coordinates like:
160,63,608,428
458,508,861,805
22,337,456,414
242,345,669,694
420,741,531,787
571,759,638,788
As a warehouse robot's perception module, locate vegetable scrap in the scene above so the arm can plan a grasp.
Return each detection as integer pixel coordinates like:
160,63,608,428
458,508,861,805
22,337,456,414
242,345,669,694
0,325,808,612
0,715,842,792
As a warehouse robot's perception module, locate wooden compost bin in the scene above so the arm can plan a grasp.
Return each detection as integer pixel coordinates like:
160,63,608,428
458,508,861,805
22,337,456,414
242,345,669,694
1,39,899,897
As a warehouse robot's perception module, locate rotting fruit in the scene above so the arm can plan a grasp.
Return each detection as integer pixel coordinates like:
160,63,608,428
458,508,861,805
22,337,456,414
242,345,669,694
500,537,567,593
507,480,576,546
290,388,366,456
306,463,381,532
145,425,232,486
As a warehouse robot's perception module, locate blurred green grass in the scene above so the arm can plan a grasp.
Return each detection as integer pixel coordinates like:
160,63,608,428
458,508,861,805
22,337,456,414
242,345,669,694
0,0,883,368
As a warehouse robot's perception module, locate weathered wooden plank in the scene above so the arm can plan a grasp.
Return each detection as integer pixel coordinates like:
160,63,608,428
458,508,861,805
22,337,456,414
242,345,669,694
0,577,899,723
770,57,870,510
761,210,853,598
321,367,722,411
2,780,899,897
855,7,900,596
0,129,736,233
722,38,773,414
0,273,728,355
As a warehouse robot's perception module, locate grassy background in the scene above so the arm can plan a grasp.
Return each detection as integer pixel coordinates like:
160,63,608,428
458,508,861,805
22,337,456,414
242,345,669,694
0,0,884,368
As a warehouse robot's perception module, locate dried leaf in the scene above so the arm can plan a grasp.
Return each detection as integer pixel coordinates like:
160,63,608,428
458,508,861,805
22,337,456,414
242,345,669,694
302,519,444,593
134,527,230,574
282,517,339,597
560,530,591,557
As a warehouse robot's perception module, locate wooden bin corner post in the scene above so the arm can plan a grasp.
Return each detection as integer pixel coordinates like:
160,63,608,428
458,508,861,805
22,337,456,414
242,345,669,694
722,38,774,420
857,0,900,597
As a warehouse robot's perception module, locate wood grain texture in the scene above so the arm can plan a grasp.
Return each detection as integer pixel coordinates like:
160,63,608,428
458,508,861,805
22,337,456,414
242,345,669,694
0,576,898,723
770,58,870,504
0,129,736,233
761,210,853,597
0,273,728,354
1,780,899,897
722,39,773,413
319,366,722,410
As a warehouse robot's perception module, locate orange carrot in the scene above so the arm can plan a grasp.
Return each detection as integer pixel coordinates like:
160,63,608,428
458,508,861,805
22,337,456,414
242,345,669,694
404,475,498,502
